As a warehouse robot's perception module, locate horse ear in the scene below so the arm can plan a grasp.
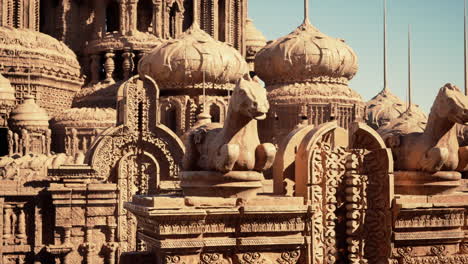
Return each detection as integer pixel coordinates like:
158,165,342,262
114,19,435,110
252,75,262,84
444,83,460,92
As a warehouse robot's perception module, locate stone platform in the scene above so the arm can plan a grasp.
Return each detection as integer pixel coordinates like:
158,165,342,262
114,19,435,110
180,171,265,199
124,195,310,264
394,170,462,195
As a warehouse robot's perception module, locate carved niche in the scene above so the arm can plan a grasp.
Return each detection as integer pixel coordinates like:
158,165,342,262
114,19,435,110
293,121,393,264
85,75,185,252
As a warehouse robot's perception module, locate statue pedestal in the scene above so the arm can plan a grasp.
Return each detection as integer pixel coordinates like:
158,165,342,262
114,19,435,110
394,171,462,195
180,171,264,199
124,195,309,264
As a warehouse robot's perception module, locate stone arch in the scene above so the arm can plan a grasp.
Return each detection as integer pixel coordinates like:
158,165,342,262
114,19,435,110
292,121,393,263
272,124,315,195
117,150,160,252
346,122,393,263
87,75,184,183
159,96,186,135
295,121,349,263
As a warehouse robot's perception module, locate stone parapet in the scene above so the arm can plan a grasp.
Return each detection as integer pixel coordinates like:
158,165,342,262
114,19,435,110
125,195,311,264
392,193,468,262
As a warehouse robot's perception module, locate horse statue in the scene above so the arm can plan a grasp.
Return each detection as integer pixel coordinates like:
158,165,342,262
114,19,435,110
183,74,276,174
384,83,468,173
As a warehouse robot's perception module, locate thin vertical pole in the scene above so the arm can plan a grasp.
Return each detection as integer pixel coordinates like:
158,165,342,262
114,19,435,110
464,0,467,95
408,24,412,110
383,0,388,91
193,0,199,25
304,0,310,24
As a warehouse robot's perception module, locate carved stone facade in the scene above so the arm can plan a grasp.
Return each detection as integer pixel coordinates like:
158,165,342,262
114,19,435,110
0,1,467,264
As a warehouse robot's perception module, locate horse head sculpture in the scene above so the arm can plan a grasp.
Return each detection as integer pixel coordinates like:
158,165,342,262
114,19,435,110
386,83,468,173
183,74,276,173
430,84,468,126
229,75,269,121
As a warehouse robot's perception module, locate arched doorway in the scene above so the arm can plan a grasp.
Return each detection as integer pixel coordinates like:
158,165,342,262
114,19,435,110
118,151,160,252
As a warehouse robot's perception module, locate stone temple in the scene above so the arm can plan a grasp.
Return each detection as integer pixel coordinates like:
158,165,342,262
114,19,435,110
0,0,466,263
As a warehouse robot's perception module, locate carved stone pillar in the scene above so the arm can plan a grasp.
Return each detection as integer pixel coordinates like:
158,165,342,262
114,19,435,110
152,0,162,37
176,12,183,37
3,204,12,245
45,129,51,155
13,132,19,154
83,226,96,264
7,130,13,155
16,204,26,244
122,49,135,80
119,0,127,35
128,0,138,35
90,54,101,84
104,51,116,84
63,226,71,245
71,128,78,156
106,242,119,264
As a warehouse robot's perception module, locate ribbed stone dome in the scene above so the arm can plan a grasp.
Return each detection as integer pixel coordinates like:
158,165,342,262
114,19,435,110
138,23,249,91
0,26,84,117
10,95,49,131
255,20,358,86
53,107,116,128
367,88,427,130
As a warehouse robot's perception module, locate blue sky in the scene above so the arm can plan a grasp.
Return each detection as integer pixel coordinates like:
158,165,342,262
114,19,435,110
248,0,465,113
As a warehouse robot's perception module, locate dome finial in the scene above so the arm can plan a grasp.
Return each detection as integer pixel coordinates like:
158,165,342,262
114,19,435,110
304,0,310,24
192,0,200,29
464,0,467,95
407,24,412,111
383,0,389,92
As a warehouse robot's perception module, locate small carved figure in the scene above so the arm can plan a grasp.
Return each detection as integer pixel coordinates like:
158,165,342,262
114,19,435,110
384,84,468,172
183,74,276,173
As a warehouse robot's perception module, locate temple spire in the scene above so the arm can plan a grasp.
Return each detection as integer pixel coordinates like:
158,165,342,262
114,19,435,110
304,0,310,24
407,24,412,111
464,0,467,95
383,0,388,91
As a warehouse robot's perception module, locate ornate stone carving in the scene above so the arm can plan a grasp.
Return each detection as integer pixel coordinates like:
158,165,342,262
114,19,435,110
381,84,468,172
238,252,270,264
276,250,301,264
183,74,274,173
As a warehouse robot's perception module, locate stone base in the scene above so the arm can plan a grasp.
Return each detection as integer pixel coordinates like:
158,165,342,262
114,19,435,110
394,171,462,195
124,195,308,264
180,171,264,199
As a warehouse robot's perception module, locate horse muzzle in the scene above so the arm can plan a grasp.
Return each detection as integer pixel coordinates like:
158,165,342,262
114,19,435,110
253,112,267,120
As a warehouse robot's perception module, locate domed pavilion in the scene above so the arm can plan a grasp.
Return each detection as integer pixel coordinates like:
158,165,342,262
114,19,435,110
139,8,249,135
254,2,365,144
0,27,83,117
